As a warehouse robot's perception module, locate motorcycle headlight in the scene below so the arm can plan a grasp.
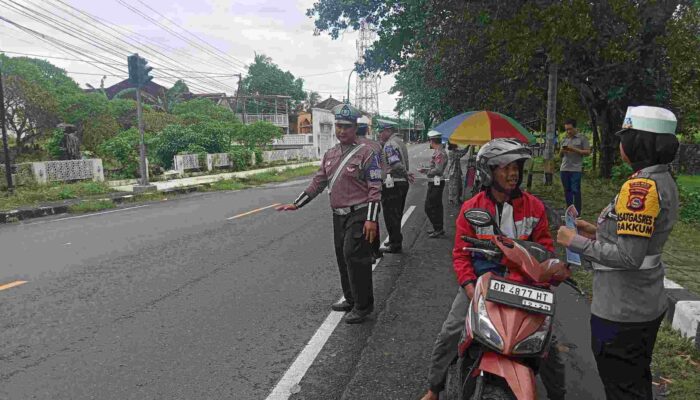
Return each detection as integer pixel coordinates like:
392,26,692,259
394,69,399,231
513,315,551,355
475,295,504,350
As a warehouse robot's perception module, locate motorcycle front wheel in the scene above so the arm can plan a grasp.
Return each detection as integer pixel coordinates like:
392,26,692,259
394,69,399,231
471,377,516,400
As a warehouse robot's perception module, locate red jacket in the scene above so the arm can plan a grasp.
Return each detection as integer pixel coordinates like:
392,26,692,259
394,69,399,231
453,190,554,286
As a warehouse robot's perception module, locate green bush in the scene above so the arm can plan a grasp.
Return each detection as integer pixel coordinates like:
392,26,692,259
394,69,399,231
98,128,145,178
679,185,700,224
611,163,634,182
228,146,253,171
150,123,231,169
45,128,64,160
254,149,263,165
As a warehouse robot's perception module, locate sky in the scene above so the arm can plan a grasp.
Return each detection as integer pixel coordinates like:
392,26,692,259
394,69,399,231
0,0,400,116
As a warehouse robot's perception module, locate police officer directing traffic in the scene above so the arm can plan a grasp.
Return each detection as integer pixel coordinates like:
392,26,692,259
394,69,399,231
419,130,448,238
557,106,680,399
277,103,383,324
378,119,410,253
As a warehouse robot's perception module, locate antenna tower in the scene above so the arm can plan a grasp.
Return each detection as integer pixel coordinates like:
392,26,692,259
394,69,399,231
355,20,379,115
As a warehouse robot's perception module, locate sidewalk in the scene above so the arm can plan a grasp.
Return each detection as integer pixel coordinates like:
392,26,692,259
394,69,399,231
109,161,320,192
0,161,319,224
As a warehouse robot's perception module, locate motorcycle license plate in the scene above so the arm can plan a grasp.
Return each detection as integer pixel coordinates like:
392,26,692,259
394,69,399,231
486,278,555,315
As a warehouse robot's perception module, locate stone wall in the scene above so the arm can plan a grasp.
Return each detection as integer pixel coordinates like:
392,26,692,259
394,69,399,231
672,144,700,175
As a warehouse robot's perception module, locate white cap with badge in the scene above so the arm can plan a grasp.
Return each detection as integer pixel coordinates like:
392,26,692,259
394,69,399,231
618,106,677,135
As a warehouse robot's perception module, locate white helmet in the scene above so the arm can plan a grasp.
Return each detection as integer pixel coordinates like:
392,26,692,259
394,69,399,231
476,139,532,188
427,130,442,139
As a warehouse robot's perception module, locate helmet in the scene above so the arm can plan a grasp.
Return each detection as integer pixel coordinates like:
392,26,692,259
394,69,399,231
357,122,368,136
476,139,532,188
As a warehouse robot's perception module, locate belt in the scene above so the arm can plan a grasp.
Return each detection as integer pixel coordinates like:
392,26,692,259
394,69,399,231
592,254,662,271
384,178,407,183
332,203,368,216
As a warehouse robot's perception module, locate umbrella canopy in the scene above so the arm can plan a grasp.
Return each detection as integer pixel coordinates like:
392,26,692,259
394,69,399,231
433,111,535,146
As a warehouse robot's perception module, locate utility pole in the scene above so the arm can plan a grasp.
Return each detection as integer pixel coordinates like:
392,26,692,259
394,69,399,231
0,69,13,193
543,62,558,186
128,53,156,193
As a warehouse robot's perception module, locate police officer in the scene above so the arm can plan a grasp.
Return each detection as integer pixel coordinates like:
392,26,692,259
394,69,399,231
418,130,447,238
557,106,680,399
378,119,410,253
277,103,383,324
357,121,384,260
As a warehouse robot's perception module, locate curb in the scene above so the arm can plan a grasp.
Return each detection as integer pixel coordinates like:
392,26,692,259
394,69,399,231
540,201,700,350
0,185,209,224
0,162,318,224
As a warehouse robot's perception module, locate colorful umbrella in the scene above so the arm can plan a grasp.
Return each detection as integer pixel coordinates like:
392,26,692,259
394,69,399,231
433,111,535,146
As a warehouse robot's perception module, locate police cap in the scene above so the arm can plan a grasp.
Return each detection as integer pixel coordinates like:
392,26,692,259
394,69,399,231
332,103,361,125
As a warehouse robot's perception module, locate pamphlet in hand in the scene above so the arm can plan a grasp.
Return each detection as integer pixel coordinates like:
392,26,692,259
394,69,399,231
565,205,582,266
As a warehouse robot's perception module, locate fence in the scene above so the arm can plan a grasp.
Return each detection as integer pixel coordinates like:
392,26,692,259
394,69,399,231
271,134,313,147
236,113,289,127
1,159,104,189
262,147,318,163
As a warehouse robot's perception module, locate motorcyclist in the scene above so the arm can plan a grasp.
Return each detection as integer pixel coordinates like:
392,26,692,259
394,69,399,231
420,138,566,400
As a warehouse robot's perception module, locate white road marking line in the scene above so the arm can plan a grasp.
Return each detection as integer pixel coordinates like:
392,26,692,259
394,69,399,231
265,205,416,400
25,205,150,225
0,280,28,291
226,203,281,220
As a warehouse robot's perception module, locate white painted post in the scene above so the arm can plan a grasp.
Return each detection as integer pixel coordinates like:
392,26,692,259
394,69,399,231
91,159,104,182
31,162,47,184
206,154,214,171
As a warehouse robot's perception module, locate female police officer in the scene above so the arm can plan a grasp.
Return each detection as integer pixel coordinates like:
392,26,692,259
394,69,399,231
556,106,680,399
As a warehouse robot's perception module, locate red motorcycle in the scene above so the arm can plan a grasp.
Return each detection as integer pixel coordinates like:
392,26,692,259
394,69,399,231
444,209,579,400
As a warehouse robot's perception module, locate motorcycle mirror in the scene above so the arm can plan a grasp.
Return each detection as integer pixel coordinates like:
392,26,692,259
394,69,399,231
464,209,495,228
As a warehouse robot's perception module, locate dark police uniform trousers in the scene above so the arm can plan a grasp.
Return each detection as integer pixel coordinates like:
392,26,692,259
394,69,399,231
425,181,445,231
382,181,409,248
332,208,374,311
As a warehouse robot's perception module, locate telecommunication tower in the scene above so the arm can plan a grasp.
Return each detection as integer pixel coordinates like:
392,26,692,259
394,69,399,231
355,20,379,115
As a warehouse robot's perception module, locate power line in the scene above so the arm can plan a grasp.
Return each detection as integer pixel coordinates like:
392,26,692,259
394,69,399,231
32,0,238,92
298,69,353,78
130,0,249,69
12,0,237,93
2,1,237,94
53,0,245,77
115,0,248,72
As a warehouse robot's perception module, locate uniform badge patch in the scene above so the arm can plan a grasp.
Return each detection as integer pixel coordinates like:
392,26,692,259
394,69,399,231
615,178,659,238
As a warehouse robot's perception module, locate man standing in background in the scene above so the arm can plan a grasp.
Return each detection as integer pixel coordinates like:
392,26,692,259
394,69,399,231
559,118,591,214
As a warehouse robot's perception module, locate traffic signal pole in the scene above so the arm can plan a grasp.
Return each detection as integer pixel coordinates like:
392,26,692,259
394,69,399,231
135,88,148,186
128,53,155,193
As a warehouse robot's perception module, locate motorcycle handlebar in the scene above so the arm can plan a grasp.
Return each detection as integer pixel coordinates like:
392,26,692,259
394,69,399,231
460,235,496,250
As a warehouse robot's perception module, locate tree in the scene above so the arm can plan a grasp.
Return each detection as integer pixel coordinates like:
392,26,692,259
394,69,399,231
305,90,321,111
113,80,190,113
308,0,700,177
241,54,306,110
2,74,59,155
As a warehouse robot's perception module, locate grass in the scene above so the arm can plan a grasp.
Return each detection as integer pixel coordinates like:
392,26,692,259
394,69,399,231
0,181,114,211
677,175,700,191
652,322,700,399
243,165,318,185
527,164,700,399
203,165,319,191
68,199,116,213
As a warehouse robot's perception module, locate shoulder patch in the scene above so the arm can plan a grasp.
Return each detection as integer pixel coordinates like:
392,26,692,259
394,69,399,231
614,178,660,238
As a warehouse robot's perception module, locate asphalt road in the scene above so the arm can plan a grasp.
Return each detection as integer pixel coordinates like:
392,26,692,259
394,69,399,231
0,143,604,399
